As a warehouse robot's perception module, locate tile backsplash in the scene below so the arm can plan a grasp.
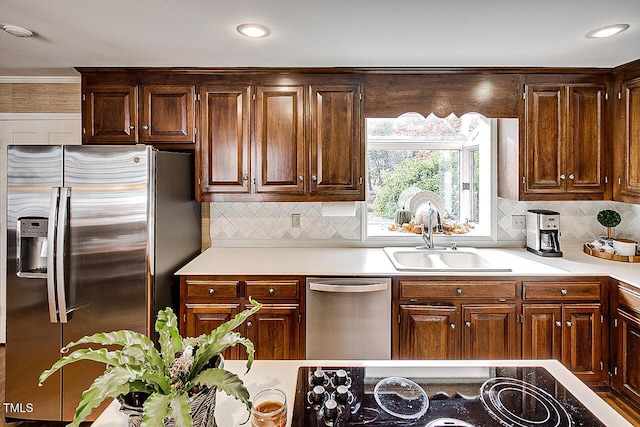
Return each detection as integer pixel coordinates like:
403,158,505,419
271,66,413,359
208,199,640,246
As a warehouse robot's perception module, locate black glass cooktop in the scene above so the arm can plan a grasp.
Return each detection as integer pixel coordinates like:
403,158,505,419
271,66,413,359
291,365,606,427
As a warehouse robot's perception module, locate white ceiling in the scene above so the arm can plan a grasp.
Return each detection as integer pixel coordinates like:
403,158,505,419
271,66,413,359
1,0,640,77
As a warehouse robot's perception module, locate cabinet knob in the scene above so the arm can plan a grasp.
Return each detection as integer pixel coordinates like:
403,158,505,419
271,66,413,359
208,288,215,295
566,321,572,328
129,125,135,130
311,175,317,181
560,174,566,180
555,321,562,328
456,288,463,295
142,125,149,130
247,321,252,328
450,323,456,330
268,288,275,296
242,175,248,181
560,289,568,296
568,174,575,180
465,321,471,328
298,175,304,182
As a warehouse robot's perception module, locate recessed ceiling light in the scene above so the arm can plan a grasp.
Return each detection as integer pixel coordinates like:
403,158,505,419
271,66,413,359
2,24,34,38
586,23,630,38
236,23,271,38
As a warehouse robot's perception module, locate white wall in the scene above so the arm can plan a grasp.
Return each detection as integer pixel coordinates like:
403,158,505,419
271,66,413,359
0,113,81,343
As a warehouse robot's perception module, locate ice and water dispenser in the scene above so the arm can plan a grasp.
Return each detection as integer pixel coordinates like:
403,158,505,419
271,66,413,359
17,217,49,277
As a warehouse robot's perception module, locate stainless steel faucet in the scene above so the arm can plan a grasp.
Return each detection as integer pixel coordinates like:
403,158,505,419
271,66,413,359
419,202,442,249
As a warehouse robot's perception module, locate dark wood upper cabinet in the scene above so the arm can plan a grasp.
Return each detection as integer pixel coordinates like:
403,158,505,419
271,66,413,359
141,85,195,144
522,82,607,199
198,84,251,195
310,84,362,196
615,77,640,202
83,84,138,144
254,85,306,195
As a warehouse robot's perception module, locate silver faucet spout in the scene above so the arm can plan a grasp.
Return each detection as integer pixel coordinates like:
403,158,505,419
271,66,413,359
420,202,442,249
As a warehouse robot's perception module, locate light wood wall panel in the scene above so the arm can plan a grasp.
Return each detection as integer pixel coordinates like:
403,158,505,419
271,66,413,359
0,83,80,113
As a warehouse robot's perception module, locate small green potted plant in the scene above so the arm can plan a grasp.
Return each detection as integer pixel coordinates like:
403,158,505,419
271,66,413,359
597,209,621,239
39,300,262,427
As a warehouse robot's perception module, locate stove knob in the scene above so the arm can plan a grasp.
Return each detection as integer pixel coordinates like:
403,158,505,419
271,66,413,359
323,399,338,420
335,385,350,404
335,369,348,385
311,385,326,404
312,369,326,385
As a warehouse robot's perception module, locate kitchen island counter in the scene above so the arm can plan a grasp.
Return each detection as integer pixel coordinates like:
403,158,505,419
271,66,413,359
176,244,640,288
91,359,633,426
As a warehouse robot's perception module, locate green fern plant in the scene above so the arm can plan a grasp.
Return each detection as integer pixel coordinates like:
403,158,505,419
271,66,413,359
39,300,262,427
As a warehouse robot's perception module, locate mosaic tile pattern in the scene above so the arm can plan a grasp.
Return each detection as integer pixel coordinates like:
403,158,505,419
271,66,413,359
208,200,640,245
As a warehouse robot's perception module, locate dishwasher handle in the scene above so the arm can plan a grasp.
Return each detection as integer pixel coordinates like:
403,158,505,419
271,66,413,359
308,281,389,293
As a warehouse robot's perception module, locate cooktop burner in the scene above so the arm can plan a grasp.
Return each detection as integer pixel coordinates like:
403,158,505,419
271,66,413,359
291,366,606,427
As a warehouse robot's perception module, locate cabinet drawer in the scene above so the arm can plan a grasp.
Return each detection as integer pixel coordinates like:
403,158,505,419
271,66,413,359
400,281,517,300
186,280,240,299
522,282,600,300
618,283,640,314
246,280,300,300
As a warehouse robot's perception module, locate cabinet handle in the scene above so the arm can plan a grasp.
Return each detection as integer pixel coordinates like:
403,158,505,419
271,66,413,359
242,175,248,181
560,289,568,296
456,288,463,295
450,323,456,330
311,175,317,181
247,321,252,328
298,175,304,182
560,174,566,180
566,321,572,328
568,174,574,180
465,321,471,328
555,321,562,328
129,125,135,130
208,288,215,295
142,125,149,130
268,288,275,296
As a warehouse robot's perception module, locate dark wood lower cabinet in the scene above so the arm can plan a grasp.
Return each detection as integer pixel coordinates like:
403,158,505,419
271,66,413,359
462,304,518,360
398,305,459,359
184,303,240,360
617,308,640,407
245,304,302,360
522,304,563,360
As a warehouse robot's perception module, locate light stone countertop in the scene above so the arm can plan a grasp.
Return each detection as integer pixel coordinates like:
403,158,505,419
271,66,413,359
92,359,633,427
175,244,640,288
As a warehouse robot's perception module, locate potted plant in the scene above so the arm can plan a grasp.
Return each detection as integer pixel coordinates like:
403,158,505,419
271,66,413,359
39,300,262,427
597,209,621,239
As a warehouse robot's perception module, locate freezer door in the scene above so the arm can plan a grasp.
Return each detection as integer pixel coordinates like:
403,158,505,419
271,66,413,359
6,145,64,421
61,145,151,420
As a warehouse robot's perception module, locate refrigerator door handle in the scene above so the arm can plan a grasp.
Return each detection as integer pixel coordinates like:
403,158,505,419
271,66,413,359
47,187,60,323
56,187,70,323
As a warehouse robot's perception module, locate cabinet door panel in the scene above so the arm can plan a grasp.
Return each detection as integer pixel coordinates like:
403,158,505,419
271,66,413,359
621,78,640,198
245,304,301,360
310,85,362,197
566,85,606,193
255,86,305,194
617,309,640,406
525,85,565,193
200,85,251,194
184,303,240,359
398,305,459,360
522,304,562,360
142,85,195,144
84,84,138,143
562,303,602,382
462,304,518,360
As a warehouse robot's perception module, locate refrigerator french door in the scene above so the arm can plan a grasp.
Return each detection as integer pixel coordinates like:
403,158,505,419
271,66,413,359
5,145,200,422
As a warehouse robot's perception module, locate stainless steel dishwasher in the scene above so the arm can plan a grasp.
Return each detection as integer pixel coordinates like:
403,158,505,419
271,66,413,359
306,277,392,360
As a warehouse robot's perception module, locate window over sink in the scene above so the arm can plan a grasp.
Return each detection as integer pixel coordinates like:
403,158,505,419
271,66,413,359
365,113,506,243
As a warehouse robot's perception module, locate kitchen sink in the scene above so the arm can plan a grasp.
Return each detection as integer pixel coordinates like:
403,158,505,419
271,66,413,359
383,247,512,272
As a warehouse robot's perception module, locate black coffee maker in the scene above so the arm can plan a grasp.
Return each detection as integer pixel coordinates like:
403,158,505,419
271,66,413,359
526,210,562,257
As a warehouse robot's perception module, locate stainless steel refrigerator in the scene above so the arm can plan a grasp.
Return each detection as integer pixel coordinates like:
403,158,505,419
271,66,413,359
5,145,201,422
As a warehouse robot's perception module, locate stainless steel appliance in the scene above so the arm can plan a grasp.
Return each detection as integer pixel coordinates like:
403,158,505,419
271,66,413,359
526,209,562,257
5,145,201,422
291,365,607,426
305,277,391,360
